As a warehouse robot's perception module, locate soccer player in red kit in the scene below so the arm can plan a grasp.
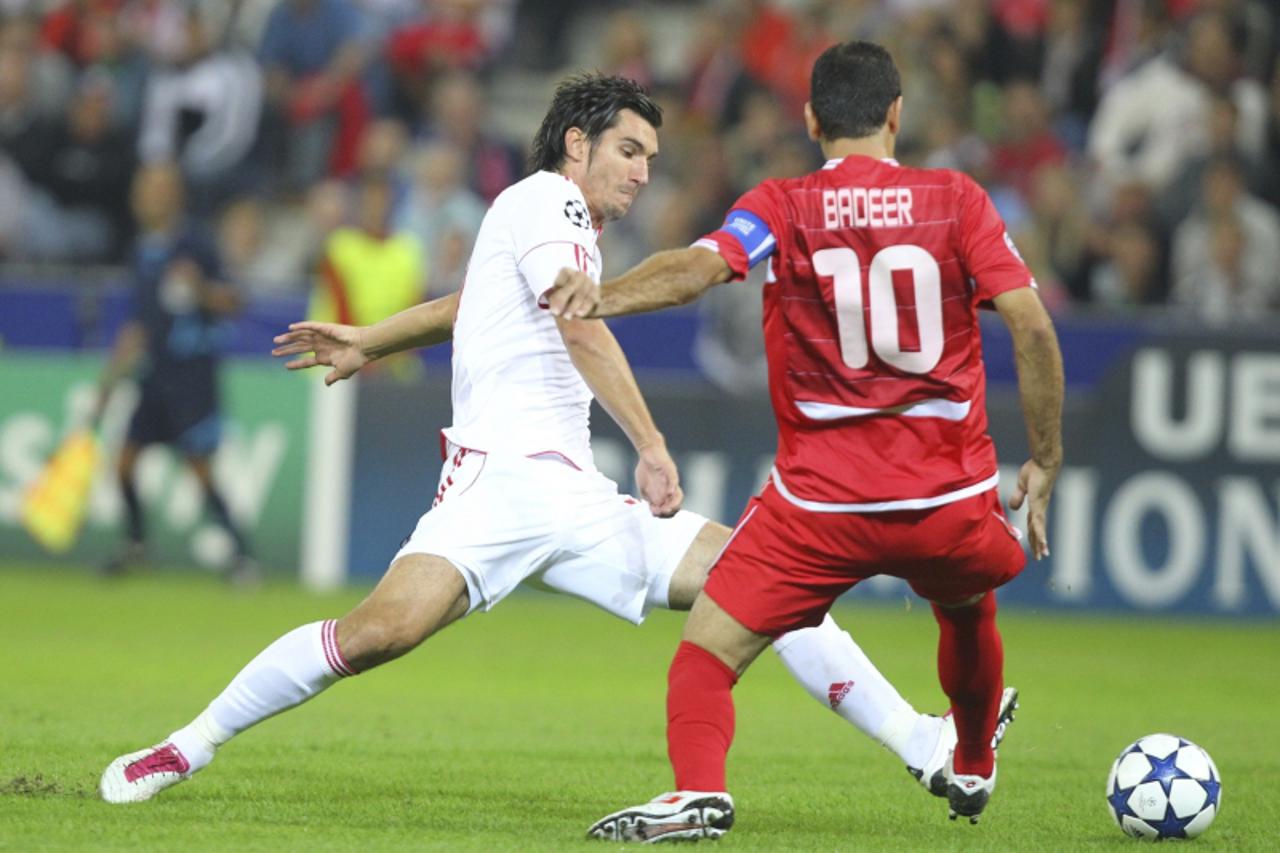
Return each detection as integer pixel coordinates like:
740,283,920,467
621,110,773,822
549,42,1064,841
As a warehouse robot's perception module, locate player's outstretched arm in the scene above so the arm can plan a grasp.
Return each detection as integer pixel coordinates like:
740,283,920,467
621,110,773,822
548,246,732,319
555,316,683,517
994,287,1064,559
271,292,460,385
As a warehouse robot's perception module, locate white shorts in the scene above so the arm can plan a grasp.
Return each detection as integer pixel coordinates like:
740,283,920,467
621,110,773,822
393,444,709,623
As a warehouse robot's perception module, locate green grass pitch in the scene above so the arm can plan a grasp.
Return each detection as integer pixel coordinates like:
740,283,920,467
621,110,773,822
3,565,1278,851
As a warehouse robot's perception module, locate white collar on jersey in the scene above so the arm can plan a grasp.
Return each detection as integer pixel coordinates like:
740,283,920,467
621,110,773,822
823,157,900,169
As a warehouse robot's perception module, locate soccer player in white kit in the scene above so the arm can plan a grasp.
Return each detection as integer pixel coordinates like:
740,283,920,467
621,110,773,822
100,75,1011,812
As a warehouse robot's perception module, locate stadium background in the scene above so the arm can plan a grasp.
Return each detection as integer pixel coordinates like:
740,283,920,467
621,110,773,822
2,0,1277,617
2,2,1279,849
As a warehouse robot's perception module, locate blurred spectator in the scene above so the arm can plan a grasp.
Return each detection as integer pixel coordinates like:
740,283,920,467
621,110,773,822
217,196,309,295
387,0,490,92
138,6,263,215
2,70,135,261
693,128,816,395
1265,62,1280,208
421,70,520,203
119,0,188,64
222,179,354,293
736,0,795,99
990,78,1067,202
1,15,74,120
1039,0,1106,147
259,0,372,192
1097,0,1176,91
355,116,410,181
1170,155,1280,323
40,0,120,66
35,3,149,125
354,0,420,37
739,0,833,115
1089,220,1163,308
682,3,754,130
1158,94,1273,229
310,172,426,328
1088,11,1268,196
81,6,149,128
600,7,654,90
1027,162,1091,300
1198,0,1275,83
722,88,793,193
897,26,979,157
508,0,582,71
386,0,492,123
0,38,44,164
0,152,26,256
986,0,1052,83
919,109,991,179
396,140,484,297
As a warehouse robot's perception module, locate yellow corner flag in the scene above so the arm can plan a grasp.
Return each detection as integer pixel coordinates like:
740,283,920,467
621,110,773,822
19,428,100,553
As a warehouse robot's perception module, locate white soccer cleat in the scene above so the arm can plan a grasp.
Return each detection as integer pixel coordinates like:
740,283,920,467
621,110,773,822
907,686,1019,797
587,791,735,843
908,712,957,797
947,758,997,824
99,742,195,803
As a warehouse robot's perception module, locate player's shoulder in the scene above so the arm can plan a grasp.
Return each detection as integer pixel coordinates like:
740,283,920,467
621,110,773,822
492,170,593,231
871,160,974,193
495,170,585,209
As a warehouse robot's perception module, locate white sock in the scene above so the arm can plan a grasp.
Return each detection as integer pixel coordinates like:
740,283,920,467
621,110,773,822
167,620,356,772
773,614,932,766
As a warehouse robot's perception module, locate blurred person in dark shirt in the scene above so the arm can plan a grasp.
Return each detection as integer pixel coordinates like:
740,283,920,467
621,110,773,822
96,163,257,584
259,0,372,191
138,6,264,215
1,68,134,261
420,70,519,203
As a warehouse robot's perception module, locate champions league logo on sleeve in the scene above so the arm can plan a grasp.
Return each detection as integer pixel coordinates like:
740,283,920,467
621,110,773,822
564,199,592,230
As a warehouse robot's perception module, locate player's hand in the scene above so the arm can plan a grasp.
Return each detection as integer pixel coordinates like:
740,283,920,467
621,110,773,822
1009,458,1058,559
271,321,369,385
546,268,601,319
635,440,683,518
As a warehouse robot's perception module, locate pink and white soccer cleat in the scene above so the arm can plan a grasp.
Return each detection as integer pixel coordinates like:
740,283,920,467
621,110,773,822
99,743,196,803
587,791,735,843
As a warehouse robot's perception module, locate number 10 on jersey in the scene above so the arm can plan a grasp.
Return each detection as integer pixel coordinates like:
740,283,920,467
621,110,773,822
813,245,943,375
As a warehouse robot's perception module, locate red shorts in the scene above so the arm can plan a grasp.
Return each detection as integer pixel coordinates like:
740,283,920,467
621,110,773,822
703,483,1026,638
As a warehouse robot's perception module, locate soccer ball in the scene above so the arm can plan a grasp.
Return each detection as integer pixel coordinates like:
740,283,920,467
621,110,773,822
1105,734,1222,841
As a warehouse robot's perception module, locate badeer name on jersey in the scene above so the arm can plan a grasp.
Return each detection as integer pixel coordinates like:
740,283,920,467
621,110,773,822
822,187,914,230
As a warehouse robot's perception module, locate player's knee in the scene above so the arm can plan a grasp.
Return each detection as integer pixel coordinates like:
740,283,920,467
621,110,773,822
336,606,428,670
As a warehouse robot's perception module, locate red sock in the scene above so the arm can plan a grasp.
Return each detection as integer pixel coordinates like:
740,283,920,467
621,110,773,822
667,641,738,792
932,592,1002,778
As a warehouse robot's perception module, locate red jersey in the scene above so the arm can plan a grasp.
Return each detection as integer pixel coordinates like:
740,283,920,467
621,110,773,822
696,155,1034,511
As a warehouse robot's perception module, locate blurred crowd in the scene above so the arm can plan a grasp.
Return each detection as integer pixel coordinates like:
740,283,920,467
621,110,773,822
1,0,1278,341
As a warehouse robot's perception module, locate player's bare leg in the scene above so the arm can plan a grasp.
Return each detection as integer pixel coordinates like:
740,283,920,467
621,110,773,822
663,522,729,610
930,591,1005,823
666,521,956,791
100,554,469,803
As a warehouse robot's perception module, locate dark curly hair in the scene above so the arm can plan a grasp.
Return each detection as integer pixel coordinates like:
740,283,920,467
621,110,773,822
528,74,663,174
810,41,902,141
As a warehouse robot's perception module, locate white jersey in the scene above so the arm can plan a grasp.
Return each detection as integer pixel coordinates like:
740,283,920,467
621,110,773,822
443,171,604,469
